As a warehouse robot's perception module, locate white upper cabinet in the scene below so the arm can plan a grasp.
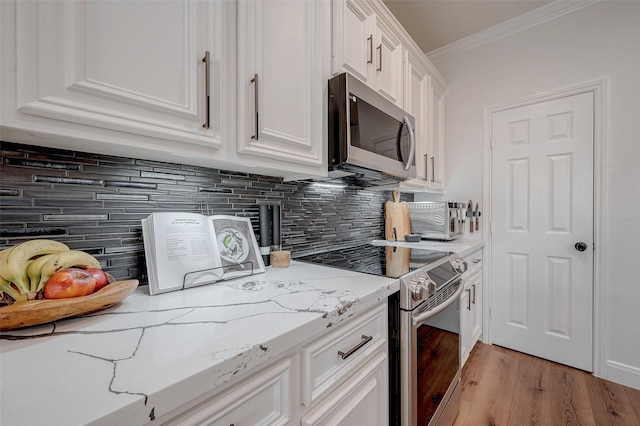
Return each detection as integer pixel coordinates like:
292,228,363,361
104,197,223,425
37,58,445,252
333,0,448,193
428,75,446,190
334,0,376,86
404,50,429,183
374,19,404,107
5,0,224,152
237,0,327,176
333,0,403,107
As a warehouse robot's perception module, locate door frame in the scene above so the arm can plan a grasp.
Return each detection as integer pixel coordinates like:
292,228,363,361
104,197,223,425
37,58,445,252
482,78,608,377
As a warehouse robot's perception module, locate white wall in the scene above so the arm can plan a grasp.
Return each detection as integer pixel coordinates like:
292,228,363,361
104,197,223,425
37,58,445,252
428,1,640,389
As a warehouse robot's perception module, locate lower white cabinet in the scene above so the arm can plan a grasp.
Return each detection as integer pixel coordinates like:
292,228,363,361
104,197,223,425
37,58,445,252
460,249,483,366
299,303,388,425
301,352,388,426
162,303,388,425
163,356,298,426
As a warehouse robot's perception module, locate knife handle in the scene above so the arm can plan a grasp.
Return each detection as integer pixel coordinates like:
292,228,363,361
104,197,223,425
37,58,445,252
470,219,473,233
475,218,479,231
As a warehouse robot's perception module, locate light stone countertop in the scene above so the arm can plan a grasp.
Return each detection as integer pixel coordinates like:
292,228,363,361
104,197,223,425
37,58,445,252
0,261,398,426
371,237,484,258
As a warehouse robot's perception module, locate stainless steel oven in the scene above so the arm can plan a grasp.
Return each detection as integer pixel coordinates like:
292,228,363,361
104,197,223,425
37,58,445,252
400,275,463,425
389,252,465,426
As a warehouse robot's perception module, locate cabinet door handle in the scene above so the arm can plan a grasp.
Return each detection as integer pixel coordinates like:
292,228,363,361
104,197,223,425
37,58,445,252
202,51,210,129
466,289,471,311
424,153,429,181
250,73,259,140
338,334,372,360
472,284,476,304
376,44,382,72
367,35,373,64
431,156,435,182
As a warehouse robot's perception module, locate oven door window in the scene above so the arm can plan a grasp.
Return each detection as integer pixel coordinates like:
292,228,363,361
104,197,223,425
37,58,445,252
416,305,460,425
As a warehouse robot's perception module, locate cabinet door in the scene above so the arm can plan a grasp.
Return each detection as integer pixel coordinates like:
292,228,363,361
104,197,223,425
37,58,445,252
428,76,446,189
460,286,471,366
404,51,429,182
13,0,222,149
237,0,325,169
301,352,388,426
332,0,375,85
374,20,403,107
470,272,483,348
332,0,402,106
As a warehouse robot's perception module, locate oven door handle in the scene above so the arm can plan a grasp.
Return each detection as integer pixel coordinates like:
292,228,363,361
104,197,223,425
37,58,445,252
412,280,464,328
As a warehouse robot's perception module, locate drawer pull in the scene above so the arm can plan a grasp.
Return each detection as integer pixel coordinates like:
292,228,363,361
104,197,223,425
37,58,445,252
338,334,372,360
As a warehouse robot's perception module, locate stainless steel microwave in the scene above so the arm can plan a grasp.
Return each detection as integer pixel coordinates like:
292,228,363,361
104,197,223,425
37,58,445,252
328,72,416,184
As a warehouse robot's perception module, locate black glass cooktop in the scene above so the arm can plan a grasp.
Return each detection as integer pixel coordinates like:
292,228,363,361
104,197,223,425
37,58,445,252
295,244,452,278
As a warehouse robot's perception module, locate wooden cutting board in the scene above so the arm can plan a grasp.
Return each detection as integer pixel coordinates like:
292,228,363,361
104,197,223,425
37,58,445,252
385,190,411,241
0,280,138,331
385,246,410,277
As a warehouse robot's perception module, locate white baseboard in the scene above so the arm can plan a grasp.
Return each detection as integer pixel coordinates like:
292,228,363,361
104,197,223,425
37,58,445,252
604,360,640,391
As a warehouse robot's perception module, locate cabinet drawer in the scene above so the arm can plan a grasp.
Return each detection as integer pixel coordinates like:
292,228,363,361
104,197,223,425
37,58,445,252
164,357,295,426
464,249,483,275
301,303,387,406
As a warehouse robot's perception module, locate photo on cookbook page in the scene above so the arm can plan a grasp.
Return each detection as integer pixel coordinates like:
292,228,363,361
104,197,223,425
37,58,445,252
210,215,266,278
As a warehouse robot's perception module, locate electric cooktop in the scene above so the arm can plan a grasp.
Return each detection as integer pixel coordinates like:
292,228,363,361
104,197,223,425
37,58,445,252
295,243,452,279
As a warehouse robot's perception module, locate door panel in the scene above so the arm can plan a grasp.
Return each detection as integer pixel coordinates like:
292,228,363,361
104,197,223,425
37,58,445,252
491,92,594,371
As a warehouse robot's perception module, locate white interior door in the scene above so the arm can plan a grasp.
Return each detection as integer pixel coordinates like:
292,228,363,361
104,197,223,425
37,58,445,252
490,92,594,371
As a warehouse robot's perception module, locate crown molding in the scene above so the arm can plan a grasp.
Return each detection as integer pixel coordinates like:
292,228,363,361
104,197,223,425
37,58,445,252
427,0,601,64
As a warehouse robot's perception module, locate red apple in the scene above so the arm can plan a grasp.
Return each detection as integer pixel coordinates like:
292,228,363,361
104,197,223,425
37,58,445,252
44,268,96,299
85,268,110,292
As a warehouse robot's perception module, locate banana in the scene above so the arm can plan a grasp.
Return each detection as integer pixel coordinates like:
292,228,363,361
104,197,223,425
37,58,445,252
5,240,70,290
27,253,57,293
0,274,26,302
38,250,101,291
0,248,14,283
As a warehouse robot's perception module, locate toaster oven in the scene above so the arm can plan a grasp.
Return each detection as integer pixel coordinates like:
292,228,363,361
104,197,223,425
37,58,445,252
408,201,463,241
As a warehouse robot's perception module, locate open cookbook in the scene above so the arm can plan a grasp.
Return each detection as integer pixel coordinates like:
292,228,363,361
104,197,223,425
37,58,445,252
141,212,265,295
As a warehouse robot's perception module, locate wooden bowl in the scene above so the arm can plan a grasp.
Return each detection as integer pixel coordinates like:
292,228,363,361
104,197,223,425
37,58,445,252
0,280,138,332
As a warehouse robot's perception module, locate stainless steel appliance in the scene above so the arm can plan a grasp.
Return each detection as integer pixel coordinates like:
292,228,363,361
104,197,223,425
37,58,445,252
296,243,465,426
396,254,465,426
328,72,416,185
408,201,465,241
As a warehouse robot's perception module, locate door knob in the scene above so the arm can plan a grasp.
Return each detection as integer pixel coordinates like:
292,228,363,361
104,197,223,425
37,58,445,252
575,242,588,252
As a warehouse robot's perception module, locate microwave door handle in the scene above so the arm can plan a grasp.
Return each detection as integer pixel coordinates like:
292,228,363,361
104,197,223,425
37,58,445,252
402,116,416,171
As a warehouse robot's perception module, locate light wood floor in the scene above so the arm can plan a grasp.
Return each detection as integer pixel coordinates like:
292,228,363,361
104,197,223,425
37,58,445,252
454,343,640,426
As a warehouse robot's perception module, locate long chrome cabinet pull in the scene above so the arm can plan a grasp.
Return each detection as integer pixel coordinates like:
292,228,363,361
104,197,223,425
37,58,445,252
431,156,435,182
338,334,373,360
472,284,476,304
466,289,471,310
424,153,429,181
377,44,382,71
202,51,210,129
367,35,373,64
250,73,259,140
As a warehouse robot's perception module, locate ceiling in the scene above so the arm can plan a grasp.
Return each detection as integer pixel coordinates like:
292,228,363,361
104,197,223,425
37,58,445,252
381,0,554,53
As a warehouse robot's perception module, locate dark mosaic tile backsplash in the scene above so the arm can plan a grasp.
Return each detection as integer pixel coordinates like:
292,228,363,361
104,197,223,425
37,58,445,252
0,142,412,284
